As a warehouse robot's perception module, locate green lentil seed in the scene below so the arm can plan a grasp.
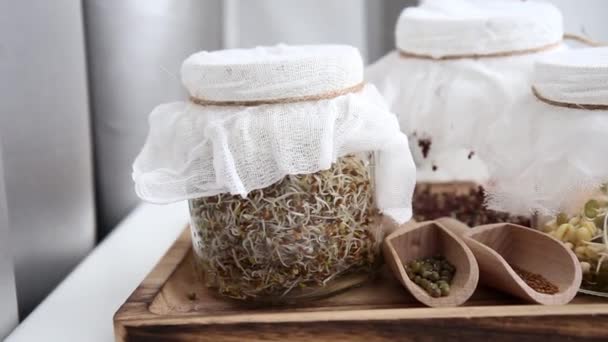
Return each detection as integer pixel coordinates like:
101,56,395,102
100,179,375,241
406,256,456,297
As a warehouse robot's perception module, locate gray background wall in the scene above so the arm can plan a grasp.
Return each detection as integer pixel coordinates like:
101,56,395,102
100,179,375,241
0,0,95,326
548,0,608,39
84,0,222,237
0,144,18,340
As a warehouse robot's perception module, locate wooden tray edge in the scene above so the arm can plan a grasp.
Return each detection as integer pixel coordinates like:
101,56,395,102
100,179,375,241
114,227,191,340
114,226,608,341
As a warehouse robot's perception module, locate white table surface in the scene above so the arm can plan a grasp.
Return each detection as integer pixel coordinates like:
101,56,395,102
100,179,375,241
6,202,189,342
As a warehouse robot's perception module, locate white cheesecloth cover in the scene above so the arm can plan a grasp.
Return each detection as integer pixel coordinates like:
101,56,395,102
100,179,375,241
365,0,563,182
483,47,608,216
133,45,417,223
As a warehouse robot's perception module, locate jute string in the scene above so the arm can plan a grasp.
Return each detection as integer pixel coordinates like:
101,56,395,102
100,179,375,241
399,40,562,60
399,32,608,110
532,34,607,110
189,82,365,107
563,33,606,47
532,86,608,111
399,33,606,60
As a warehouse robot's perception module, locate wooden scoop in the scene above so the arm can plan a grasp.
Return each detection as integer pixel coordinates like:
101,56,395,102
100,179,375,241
437,217,582,305
383,221,479,307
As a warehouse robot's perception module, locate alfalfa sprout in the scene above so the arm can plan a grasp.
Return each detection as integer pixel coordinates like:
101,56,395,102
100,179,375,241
189,154,380,301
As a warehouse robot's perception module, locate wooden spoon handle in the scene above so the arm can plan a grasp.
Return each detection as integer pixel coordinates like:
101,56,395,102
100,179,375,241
382,218,420,238
436,217,471,238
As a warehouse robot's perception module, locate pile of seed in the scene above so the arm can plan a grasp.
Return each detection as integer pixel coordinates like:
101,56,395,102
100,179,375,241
511,265,559,295
413,184,531,227
405,256,455,297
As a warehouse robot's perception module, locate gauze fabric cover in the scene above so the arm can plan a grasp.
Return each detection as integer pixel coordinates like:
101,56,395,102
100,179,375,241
395,0,562,59
366,0,563,182
482,47,608,216
133,45,417,223
182,45,364,103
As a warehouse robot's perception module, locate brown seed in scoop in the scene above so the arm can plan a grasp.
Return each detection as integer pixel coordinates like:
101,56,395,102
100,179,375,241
511,264,559,295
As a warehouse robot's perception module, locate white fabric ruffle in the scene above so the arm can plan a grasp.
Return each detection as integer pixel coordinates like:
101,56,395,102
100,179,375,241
133,84,416,223
366,46,563,182
482,48,608,216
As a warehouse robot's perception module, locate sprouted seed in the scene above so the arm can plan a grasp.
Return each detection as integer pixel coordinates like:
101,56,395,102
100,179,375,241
544,191,608,293
189,154,380,301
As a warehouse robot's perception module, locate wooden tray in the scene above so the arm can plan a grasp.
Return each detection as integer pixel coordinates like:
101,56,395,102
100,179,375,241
114,228,608,341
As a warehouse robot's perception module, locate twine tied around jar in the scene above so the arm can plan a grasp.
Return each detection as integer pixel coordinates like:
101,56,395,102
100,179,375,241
399,33,606,61
189,82,365,107
531,33,608,111
531,86,608,111
563,33,606,48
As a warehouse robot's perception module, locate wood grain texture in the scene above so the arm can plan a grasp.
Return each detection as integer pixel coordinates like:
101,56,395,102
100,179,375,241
438,218,581,305
470,223,580,305
383,221,479,307
114,227,608,341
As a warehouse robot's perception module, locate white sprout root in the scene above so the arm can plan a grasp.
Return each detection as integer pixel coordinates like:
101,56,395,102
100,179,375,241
547,194,608,291
189,154,380,301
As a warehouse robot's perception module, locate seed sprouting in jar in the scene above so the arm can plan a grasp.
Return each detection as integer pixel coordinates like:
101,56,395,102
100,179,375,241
189,154,380,301
544,193,608,293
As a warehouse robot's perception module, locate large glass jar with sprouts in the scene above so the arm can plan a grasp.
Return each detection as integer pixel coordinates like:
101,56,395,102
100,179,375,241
189,153,385,303
132,44,416,304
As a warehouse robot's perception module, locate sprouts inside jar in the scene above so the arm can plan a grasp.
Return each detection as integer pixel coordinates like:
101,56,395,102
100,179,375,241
543,187,608,294
189,154,380,301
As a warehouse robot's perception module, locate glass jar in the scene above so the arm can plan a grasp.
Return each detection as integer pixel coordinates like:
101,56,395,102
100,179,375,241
133,44,416,304
542,187,608,296
365,0,563,229
188,153,382,304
